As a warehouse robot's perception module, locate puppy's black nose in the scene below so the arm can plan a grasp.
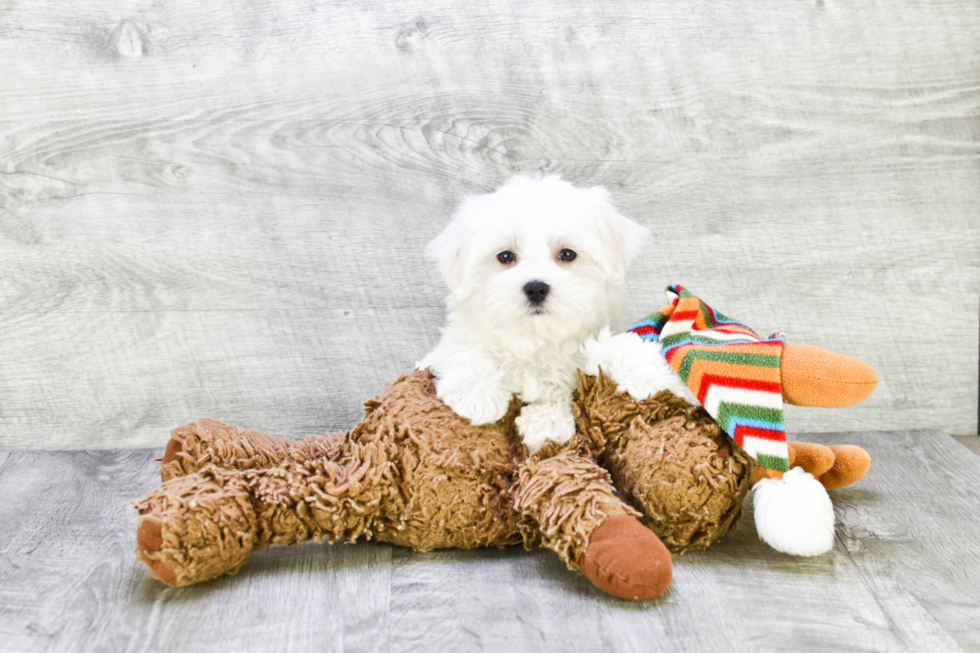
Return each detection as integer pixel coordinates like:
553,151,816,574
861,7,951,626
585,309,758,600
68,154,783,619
523,280,550,306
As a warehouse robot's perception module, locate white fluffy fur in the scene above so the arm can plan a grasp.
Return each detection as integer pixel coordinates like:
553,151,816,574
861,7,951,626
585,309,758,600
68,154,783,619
418,175,650,452
753,467,835,556
582,328,700,405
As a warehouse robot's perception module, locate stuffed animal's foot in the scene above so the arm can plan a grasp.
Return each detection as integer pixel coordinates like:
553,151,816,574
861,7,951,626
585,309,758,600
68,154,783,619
781,344,878,408
787,441,836,478
750,442,871,554
749,441,833,483
135,467,259,586
135,518,179,585
789,441,871,490
580,515,672,601
817,444,871,490
754,442,872,491
513,449,670,600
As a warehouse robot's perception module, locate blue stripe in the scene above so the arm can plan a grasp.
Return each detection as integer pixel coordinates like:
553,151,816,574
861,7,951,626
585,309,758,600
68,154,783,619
661,340,690,356
721,415,785,433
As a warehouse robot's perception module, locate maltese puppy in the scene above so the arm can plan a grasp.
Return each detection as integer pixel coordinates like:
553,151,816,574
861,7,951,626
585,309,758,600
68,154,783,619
418,175,650,452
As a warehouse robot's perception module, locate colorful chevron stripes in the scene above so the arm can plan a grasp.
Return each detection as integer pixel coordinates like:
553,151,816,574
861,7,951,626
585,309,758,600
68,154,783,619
628,285,790,474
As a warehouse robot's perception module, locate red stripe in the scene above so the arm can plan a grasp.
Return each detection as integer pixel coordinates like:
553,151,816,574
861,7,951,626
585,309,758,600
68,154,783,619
669,309,700,321
732,423,785,445
630,325,659,336
707,325,757,335
696,374,782,403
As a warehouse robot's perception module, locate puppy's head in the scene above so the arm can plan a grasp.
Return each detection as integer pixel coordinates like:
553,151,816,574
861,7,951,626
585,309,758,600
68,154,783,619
427,175,650,343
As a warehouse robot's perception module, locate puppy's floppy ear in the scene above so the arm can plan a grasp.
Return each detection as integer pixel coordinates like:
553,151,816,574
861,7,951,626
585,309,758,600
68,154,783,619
588,186,652,283
426,197,473,294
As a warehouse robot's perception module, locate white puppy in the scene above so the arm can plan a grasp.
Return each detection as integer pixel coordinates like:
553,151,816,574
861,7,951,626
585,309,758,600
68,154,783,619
418,175,650,452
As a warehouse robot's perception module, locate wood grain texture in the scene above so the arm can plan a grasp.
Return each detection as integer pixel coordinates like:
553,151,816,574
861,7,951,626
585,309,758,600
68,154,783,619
1,430,979,652
1,0,978,449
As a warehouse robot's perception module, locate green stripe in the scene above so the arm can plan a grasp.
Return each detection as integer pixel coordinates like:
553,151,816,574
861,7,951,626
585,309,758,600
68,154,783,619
756,453,790,472
716,402,784,430
677,349,781,381
691,335,758,345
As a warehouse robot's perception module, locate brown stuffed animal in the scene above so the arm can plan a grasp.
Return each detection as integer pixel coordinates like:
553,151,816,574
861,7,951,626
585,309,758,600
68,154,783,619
134,341,874,601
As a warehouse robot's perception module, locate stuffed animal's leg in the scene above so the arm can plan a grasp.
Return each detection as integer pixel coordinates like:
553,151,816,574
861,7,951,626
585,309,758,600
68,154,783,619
605,415,753,553
790,442,871,490
574,371,753,553
135,467,259,586
136,439,400,587
816,445,871,490
159,418,342,481
752,441,871,490
513,449,671,601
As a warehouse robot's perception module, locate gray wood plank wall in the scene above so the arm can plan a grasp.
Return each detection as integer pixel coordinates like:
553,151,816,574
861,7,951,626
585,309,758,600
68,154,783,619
2,1,978,450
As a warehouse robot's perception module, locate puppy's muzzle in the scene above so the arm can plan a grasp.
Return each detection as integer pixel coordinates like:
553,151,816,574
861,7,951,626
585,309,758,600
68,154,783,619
523,280,550,307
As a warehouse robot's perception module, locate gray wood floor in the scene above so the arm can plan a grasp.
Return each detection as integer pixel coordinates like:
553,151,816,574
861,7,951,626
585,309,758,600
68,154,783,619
2,0,978,452
2,430,979,653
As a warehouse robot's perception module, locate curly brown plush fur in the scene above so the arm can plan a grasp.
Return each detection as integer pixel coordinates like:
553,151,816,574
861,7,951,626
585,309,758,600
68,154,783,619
574,371,753,552
135,369,749,599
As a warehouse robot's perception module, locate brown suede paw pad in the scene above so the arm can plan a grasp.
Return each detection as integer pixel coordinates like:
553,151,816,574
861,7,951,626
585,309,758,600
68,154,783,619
136,517,178,585
580,515,672,601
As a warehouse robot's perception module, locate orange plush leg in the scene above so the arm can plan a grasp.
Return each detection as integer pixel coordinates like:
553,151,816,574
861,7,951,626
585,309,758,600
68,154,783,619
787,441,835,477
752,442,870,490
752,441,834,483
781,344,877,408
817,445,871,490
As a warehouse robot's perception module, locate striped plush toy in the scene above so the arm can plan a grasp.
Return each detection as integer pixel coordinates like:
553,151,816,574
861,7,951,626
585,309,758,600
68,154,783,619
627,285,792,475
584,284,878,557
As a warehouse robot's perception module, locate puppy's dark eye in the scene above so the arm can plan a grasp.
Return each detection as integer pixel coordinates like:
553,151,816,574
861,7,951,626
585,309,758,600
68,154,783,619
558,248,577,262
497,251,516,264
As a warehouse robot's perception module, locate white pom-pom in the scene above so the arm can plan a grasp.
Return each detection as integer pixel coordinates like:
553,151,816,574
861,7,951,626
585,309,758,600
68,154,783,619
753,467,835,556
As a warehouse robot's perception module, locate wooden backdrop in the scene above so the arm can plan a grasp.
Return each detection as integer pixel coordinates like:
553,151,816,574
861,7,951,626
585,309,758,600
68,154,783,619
1,0,978,450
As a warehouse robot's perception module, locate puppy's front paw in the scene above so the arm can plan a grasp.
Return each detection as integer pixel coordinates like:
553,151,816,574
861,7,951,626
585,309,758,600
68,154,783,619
437,378,512,426
516,403,576,454
583,327,700,405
